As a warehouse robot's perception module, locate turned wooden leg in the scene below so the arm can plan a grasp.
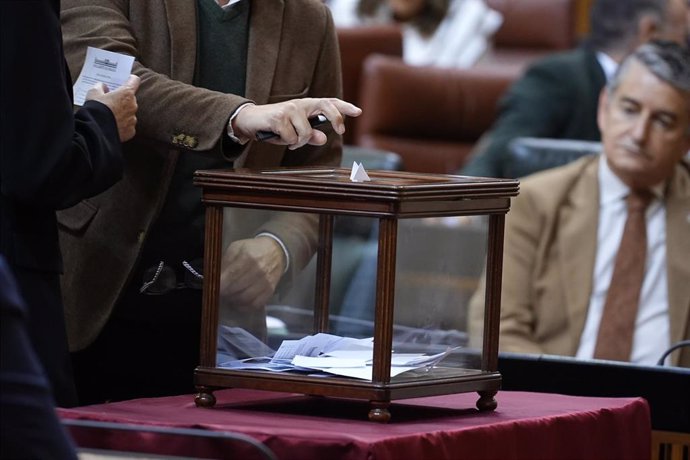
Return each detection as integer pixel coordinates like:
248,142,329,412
368,401,392,423
476,390,498,412
195,386,217,408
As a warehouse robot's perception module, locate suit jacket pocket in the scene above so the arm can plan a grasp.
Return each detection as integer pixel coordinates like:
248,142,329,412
267,86,310,104
57,199,99,235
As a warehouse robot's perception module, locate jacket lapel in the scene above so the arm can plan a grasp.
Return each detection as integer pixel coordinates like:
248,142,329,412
163,0,198,83
245,0,284,102
665,164,690,352
557,157,600,349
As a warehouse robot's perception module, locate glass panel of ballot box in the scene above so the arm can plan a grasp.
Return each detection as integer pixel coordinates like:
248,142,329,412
192,167,518,422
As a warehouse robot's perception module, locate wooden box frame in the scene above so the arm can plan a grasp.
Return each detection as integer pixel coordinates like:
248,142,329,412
193,167,519,422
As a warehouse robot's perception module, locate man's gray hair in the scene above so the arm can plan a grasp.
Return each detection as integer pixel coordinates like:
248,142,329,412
608,40,690,94
608,41,690,135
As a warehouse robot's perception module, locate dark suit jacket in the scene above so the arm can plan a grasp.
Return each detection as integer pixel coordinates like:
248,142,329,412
461,46,606,178
58,0,344,351
0,0,123,405
0,256,78,460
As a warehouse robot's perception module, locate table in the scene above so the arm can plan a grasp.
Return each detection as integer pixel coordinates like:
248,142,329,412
59,390,651,460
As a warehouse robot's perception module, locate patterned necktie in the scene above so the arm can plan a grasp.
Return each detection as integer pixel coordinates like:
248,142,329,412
593,189,653,362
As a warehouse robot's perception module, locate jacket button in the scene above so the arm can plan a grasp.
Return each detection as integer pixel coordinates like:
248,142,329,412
186,136,198,148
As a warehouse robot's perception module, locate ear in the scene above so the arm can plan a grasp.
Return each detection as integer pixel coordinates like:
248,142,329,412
682,131,690,154
597,88,609,133
637,14,660,44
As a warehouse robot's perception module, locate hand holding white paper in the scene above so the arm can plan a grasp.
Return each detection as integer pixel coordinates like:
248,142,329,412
72,47,135,106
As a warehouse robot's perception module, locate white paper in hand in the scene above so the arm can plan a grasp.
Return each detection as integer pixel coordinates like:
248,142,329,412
72,47,135,106
349,161,371,182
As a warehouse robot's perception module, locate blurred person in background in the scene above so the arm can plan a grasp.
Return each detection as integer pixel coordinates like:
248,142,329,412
328,0,503,68
461,0,688,179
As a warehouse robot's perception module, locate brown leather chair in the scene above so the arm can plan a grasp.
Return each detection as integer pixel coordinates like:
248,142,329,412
482,0,578,72
337,25,403,144
355,54,515,174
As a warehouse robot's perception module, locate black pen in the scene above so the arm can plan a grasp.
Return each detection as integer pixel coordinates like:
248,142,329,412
255,114,329,141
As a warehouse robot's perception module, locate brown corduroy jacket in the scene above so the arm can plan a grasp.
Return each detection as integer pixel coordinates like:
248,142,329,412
58,0,343,351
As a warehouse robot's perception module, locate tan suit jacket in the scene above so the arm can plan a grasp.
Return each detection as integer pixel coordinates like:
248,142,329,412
57,0,343,350
469,155,690,367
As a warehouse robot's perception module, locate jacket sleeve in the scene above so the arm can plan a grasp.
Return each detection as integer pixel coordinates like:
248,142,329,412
0,1,122,210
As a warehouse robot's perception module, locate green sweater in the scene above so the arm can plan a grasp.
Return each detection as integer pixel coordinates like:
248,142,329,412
141,0,251,269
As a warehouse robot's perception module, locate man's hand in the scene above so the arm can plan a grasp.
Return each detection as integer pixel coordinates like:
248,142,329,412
232,97,362,150
86,74,141,142
219,236,287,308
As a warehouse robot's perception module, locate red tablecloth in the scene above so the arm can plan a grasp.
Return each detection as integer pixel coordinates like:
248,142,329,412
59,389,650,460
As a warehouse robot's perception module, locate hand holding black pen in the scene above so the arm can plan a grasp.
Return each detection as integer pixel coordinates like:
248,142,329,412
231,98,362,150
256,114,329,141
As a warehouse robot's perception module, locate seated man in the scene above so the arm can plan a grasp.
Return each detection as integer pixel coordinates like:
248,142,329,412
460,0,688,178
468,41,690,367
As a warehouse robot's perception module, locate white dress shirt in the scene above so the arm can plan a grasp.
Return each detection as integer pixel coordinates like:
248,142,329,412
595,51,618,82
576,157,671,365
216,0,242,8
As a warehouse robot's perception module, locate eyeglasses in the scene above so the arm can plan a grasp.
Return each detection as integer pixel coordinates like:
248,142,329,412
139,260,204,295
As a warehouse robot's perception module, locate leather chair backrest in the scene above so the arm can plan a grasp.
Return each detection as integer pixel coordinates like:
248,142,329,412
341,144,403,172
481,0,578,72
337,26,403,145
505,136,601,178
355,54,516,174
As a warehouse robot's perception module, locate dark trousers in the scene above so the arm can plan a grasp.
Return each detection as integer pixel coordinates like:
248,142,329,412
13,265,78,408
1,265,78,459
71,286,202,405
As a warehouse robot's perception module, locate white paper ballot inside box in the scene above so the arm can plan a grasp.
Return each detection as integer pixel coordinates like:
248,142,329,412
217,330,459,381
72,47,135,106
350,161,371,182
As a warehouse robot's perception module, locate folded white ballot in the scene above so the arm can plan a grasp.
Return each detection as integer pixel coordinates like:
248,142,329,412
349,161,371,182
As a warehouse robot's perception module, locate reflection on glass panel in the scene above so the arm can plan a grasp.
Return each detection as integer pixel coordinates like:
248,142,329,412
392,216,488,371
273,214,378,341
213,207,490,378
215,207,319,366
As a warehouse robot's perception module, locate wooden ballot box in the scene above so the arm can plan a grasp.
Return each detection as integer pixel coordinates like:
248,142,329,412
192,167,519,422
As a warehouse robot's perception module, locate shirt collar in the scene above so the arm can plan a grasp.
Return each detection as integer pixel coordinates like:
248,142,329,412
599,156,665,205
595,52,618,82
217,0,243,9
